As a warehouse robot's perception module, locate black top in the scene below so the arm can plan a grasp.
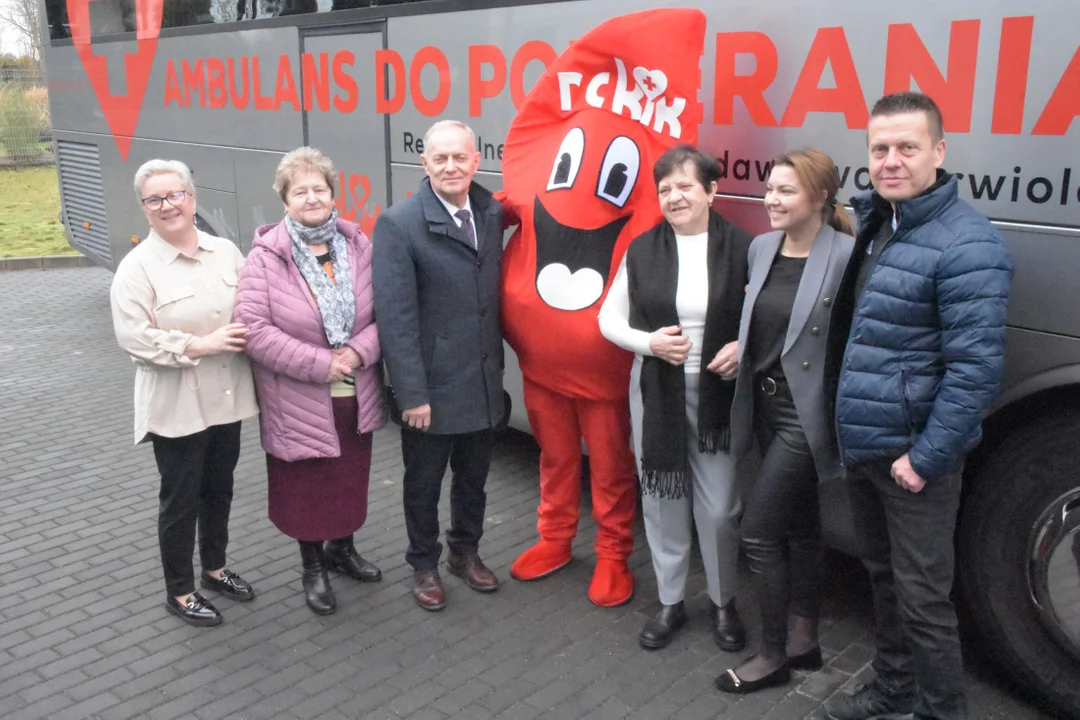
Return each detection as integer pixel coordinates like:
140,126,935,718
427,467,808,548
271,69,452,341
852,218,893,302
749,253,808,378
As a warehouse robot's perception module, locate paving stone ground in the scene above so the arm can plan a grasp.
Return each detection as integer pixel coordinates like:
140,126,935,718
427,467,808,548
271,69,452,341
0,267,1061,720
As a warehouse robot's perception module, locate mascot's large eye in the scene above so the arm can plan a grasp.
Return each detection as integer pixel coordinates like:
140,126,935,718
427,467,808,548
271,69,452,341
546,127,585,192
596,136,640,208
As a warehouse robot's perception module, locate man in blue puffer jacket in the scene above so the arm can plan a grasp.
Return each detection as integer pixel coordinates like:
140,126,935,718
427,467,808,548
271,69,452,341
823,92,1012,720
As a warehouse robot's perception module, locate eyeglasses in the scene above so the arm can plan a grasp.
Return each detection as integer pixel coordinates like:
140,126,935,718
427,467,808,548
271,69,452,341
141,190,188,211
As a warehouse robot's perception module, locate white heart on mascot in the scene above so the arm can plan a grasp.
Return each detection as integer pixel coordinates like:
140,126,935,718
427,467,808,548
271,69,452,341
633,66,668,102
536,263,605,311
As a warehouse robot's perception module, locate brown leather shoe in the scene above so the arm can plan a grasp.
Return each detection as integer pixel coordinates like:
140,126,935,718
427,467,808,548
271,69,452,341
446,552,500,593
413,570,446,611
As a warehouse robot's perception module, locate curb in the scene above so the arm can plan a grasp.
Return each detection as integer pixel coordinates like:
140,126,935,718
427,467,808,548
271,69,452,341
0,254,95,272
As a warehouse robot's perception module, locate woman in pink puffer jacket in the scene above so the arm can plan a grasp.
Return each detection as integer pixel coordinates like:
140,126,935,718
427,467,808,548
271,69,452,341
235,147,386,616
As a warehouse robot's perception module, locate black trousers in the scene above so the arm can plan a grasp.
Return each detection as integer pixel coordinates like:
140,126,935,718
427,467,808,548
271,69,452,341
400,426,492,571
740,385,823,649
848,459,967,720
150,422,242,597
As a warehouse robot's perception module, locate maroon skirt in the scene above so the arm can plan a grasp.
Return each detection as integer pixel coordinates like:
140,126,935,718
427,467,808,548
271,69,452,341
267,396,372,541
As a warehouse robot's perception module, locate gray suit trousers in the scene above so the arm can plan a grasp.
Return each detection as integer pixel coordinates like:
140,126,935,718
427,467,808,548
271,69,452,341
631,357,741,606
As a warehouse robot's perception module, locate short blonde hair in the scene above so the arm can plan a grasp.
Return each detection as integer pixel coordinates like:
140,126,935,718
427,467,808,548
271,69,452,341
273,147,336,202
133,159,195,203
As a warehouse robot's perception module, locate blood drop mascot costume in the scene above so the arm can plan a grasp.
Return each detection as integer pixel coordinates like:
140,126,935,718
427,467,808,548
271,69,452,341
500,9,707,606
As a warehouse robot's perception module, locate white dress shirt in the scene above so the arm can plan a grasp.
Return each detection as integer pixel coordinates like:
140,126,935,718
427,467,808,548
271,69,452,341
433,191,475,244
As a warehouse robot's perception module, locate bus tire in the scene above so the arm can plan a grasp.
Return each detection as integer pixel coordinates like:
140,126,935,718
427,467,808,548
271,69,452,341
957,412,1080,719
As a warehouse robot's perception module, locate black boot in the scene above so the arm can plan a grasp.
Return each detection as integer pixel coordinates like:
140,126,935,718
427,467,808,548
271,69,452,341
711,598,747,651
325,535,382,582
639,601,687,650
299,541,336,615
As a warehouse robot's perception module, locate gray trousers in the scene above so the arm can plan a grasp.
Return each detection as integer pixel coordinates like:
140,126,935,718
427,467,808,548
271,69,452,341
631,358,741,607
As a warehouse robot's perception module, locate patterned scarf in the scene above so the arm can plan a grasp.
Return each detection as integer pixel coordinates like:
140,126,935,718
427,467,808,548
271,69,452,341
285,210,355,348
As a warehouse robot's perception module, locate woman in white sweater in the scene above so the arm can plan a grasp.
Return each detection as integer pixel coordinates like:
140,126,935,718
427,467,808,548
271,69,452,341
599,145,753,651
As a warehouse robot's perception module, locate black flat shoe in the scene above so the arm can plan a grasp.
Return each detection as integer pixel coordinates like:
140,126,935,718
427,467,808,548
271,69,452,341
200,569,255,602
165,592,222,627
325,538,382,582
711,599,747,652
788,645,824,670
639,601,687,650
715,663,791,694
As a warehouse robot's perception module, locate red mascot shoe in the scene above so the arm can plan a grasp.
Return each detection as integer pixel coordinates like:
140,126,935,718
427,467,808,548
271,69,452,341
510,539,572,581
588,558,634,607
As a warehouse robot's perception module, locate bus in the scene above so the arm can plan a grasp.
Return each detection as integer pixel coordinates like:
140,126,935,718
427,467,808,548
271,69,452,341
41,0,1080,714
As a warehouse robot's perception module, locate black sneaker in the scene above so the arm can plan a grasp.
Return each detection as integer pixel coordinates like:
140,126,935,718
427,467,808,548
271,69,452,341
824,681,916,720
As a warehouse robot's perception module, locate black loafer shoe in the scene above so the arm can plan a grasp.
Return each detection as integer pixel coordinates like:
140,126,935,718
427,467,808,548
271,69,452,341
200,569,255,602
711,599,747,652
165,591,222,627
639,601,687,650
715,663,791,694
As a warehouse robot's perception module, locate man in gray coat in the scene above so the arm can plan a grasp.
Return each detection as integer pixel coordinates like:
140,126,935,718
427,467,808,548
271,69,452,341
372,120,505,611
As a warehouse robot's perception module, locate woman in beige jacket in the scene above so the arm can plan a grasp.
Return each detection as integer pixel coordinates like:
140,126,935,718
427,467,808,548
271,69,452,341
110,159,258,628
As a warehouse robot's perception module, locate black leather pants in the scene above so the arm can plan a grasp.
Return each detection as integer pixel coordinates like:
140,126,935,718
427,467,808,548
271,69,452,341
740,385,823,650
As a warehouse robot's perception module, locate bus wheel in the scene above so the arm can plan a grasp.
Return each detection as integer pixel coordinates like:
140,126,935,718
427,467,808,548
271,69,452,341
958,412,1080,718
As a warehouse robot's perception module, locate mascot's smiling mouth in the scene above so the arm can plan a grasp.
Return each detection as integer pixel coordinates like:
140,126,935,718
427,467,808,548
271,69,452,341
533,196,630,311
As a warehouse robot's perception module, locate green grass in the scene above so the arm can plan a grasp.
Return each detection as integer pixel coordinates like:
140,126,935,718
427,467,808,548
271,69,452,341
0,166,76,257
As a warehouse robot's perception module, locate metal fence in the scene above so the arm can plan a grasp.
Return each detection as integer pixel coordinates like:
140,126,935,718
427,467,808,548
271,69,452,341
0,68,53,168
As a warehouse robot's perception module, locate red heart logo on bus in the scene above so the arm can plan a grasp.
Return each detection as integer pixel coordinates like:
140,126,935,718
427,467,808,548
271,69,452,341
66,0,163,161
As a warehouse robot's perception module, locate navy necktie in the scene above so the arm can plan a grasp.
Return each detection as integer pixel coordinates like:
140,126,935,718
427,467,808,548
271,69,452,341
455,209,476,249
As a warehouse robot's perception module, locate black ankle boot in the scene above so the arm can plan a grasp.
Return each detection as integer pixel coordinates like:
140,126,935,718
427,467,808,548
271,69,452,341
299,541,336,615
324,536,382,582
639,601,687,650
711,598,747,651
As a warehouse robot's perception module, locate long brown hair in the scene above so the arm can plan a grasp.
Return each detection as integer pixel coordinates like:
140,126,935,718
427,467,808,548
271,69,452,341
770,148,853,235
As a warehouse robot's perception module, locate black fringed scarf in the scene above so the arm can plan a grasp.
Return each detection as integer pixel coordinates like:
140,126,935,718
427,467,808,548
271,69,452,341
625,210,750,499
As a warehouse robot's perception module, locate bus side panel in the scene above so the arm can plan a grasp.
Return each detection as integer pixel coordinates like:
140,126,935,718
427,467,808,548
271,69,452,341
47,45,120,140
51,130,252,265
233,150,294,254
137,28,305,152
382,0,1077,228
48,28,305,154
1000,225,1080,339
303,29,389,239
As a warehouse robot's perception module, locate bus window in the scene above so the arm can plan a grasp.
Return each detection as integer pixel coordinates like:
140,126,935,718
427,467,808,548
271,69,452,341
44,0,134,40
43,0,432,40
163,0,214,28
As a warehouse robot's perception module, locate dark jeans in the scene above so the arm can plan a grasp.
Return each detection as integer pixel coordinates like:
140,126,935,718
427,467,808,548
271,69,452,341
740,385,823,650
150,422,242,597
400,426,492,571
848,459,966,720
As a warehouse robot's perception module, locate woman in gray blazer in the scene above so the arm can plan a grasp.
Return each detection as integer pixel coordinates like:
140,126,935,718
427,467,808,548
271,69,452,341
716,148,855,694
